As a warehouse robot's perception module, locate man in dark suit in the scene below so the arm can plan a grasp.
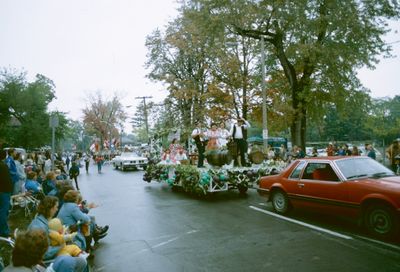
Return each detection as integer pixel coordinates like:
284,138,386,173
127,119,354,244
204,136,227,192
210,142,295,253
191,121,206,167
230,117,251,167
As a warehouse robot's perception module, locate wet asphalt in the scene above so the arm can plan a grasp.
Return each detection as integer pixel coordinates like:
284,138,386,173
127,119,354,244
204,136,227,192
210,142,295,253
78,164,400,272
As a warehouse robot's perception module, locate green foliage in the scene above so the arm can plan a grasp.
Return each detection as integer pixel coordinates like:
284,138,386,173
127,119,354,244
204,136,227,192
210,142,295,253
145,0,400,148
0,69,71,149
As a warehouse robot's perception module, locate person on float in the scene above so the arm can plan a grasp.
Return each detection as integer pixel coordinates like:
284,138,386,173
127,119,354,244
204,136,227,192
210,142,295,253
229,117,251,167
191,121,206,168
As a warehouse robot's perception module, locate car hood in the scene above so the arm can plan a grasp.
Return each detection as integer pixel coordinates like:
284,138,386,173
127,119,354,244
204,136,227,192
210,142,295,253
355,176,400,190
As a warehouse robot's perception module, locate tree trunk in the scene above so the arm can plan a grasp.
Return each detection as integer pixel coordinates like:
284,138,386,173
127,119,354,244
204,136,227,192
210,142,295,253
290,87,307,150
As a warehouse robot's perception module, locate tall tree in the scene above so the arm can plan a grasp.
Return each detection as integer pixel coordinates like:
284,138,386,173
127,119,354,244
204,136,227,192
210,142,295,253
0,69,69,149
82,92,127,149
198,0,400,148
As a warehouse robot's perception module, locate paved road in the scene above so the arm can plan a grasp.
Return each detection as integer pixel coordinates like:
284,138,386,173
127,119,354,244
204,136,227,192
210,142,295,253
78,164,400,272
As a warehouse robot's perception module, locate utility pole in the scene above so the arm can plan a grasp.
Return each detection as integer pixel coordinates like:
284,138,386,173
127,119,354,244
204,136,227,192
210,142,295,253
261,36,268,149
49,114,59,170
135,96,152,143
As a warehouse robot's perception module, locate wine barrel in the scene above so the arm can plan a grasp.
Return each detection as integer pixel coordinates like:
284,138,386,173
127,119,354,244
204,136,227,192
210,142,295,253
249,150,265,164
205,150,233,167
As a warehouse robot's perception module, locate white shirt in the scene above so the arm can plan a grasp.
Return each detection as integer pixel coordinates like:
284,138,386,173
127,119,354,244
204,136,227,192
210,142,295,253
191,127,204,141
218,128,230,147
175,152,188,161
230,120,250,139
44,159,52,173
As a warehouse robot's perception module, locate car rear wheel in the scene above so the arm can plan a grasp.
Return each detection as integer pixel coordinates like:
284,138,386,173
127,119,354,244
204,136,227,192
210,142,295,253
271,190,290,214
364,204,399,240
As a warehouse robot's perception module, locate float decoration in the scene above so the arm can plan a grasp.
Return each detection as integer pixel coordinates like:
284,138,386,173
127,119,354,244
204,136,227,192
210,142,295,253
143,161,286,196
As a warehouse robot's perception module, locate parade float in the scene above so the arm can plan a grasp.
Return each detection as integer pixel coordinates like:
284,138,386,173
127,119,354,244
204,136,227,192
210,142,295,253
143,147,287,196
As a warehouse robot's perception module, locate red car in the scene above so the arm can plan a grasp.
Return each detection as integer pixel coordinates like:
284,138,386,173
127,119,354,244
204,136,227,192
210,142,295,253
258,156,400,240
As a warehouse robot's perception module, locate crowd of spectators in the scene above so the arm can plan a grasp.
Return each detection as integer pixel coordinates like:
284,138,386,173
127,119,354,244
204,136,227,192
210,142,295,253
1,148,109,271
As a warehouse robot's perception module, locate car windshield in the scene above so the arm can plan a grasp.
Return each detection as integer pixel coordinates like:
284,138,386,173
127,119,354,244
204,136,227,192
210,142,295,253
336,157,394,179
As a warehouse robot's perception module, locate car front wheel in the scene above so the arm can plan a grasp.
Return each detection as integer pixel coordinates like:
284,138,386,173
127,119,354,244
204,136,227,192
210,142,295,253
364,204,399,240
271,190,290,214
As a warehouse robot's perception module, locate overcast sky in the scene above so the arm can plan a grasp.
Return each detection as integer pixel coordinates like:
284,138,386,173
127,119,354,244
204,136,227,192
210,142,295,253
0,0,399,130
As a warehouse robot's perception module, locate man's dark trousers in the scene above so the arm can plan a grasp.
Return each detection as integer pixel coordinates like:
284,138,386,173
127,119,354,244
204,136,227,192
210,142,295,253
196,143,205,167
0,192,11,237
234,138,247,167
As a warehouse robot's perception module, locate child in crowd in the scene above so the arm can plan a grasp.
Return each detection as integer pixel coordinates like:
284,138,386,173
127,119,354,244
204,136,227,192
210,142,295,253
48,218,89,259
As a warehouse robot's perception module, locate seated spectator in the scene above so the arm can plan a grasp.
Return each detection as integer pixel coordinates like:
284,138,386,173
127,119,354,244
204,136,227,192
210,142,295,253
35,168,45,185
55,181,75,212
57,190,108,255
77,194,108,235
3,228,86,271
24,171,41,195
3,229,49,271
48,218,89,259
28,196,88,271
25,157,37,173
42,171,58,196
55,169,68,180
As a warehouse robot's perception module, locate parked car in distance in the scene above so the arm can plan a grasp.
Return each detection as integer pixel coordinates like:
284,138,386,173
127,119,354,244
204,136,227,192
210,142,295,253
112,152,148,171
258,156,400,240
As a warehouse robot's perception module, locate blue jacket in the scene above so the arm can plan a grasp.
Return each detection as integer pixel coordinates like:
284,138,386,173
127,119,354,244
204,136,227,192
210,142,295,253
28,215,61,260
24,179,40,193
43,179,57,195
5,156,18,183
57,202,90,227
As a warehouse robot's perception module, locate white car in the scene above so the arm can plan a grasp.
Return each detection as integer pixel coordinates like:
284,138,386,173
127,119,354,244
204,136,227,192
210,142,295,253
112,152,148,171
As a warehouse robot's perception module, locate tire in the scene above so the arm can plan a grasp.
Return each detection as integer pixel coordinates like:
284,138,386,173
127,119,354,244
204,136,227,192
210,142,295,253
271,190,290,214
142,165,147,171
364,204,399,240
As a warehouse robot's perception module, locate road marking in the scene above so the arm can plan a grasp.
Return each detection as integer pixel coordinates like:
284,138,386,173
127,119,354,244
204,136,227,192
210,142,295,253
139,230,199,253
354,235,400,251
152,236,180,248
249,205,353,240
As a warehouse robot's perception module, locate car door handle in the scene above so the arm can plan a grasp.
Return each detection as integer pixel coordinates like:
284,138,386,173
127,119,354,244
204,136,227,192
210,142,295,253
298,183,305,188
